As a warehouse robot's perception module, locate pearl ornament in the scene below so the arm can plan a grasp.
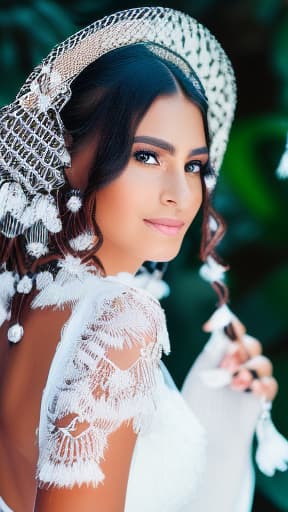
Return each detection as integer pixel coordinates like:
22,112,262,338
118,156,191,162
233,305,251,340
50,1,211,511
8,323,24,343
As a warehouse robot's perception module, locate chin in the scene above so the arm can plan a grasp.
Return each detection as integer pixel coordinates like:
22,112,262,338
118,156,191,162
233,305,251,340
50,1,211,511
146,245,181,263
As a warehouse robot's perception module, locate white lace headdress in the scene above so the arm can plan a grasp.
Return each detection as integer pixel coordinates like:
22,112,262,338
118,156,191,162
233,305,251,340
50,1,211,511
0,6,236,250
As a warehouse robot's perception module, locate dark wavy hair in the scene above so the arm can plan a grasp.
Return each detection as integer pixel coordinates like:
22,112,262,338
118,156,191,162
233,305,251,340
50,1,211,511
3,44,228,328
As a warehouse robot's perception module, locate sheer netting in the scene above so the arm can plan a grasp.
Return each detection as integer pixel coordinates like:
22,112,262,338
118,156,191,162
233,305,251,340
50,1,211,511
33,271,170,489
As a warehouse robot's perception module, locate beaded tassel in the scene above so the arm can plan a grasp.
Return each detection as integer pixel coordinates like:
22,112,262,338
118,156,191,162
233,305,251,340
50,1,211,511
199,254,288,477
256,399,288,476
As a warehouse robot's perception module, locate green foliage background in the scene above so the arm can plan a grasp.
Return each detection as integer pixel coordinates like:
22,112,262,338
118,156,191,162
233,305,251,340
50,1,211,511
0,0,287,509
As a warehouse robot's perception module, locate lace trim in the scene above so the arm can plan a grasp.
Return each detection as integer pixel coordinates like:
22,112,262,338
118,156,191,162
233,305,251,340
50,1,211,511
35,259,170,488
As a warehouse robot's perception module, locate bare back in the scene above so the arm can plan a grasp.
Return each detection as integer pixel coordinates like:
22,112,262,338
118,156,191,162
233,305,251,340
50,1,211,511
0,272,165,512
0,295,72,510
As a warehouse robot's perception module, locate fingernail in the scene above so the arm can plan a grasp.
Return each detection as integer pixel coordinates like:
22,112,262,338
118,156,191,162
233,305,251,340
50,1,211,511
247,368,260,380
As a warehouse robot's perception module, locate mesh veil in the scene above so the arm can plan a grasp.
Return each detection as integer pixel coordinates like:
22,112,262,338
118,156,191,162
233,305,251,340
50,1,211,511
0,6,236,245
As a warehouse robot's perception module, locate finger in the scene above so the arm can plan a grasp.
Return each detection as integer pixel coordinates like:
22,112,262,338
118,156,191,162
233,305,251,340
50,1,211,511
202,306,238,333
242,334,262,357
230,352,274,389
233,341,250,363
244,355,273,378
224,335,263,366
230,368,255,391
220,352,243,372
230,368,277,399
229,317,246,339
223,323,238,340
251,376,278,401
203,317,245,345
220,336,263,369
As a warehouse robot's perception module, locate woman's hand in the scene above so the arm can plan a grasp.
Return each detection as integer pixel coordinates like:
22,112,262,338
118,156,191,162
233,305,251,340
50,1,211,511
203,315,278,401
181,316,265,510
181,307,288,511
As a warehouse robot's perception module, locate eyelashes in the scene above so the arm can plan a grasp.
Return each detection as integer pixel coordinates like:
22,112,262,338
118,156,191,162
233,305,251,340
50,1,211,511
132,149,209,175
133,149,159,165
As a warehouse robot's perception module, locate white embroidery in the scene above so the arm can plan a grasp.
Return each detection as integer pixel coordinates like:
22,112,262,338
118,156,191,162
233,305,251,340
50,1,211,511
33,260,170,488
0,269,18,327
17,275,33,294
69,231,95,251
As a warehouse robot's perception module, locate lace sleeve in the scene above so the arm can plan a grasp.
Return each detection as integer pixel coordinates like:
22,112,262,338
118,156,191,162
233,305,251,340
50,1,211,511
36,285,169,489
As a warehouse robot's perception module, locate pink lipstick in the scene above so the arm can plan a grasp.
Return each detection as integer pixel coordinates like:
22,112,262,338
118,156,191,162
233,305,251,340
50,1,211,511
143,218,185,236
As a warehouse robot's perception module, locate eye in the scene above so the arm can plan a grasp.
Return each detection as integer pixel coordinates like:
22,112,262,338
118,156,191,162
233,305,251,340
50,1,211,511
133,150,159,165
185,160,205,174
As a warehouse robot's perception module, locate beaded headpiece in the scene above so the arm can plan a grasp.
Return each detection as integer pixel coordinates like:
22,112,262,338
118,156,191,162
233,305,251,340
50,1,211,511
0,6,236,257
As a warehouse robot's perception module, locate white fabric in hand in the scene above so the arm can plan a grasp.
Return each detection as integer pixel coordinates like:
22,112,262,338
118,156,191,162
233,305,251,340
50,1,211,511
181,330,261,512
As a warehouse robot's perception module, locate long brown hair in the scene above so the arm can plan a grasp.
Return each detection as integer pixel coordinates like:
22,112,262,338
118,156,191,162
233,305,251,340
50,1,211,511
0,44,228,329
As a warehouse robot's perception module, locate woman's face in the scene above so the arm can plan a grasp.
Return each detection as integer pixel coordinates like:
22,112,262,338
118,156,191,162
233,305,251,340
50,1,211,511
69,88,208,276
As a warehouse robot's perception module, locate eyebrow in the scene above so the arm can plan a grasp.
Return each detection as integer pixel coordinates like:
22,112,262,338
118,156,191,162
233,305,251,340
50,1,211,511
133,136,208,157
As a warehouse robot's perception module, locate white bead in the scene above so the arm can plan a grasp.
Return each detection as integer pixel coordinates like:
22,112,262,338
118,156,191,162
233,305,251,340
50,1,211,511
208,216,218,232
26,242,49,258
17,275,33,294
8,323,24,343
199,256,226,283
66,195,82,213
58,254,83,275
69,232,94,251
41,197,62,233
204,174,217,192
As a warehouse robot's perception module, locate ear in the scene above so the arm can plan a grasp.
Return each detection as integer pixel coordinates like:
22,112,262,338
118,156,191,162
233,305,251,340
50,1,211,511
64,137,95,192
64,132,73,149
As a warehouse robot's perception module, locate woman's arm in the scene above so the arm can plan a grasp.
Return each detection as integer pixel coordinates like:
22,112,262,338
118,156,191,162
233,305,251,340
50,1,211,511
34,421,137,512
34,287,167,512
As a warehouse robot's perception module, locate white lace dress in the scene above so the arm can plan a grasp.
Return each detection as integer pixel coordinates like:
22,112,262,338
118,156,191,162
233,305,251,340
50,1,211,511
29,257,256,512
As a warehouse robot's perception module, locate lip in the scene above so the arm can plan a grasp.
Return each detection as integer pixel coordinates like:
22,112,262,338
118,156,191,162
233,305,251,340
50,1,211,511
143,218,185,236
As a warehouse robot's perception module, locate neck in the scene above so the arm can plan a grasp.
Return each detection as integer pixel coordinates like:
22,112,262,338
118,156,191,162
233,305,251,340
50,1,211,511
95,245,143,277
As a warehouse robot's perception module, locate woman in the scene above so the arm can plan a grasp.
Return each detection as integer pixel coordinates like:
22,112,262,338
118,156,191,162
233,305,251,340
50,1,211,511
0,6,284,512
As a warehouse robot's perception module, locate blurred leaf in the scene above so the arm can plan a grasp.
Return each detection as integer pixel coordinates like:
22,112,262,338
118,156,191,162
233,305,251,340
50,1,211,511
0,1,76,104
273,12,288,79
272,11,288,110
235,264,288,347
34,0,76,38
252,0,282,21
222,116,288,224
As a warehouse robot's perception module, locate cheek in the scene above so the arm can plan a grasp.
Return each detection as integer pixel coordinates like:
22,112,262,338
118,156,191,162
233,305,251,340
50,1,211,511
94,177,141,237
187,177,203,222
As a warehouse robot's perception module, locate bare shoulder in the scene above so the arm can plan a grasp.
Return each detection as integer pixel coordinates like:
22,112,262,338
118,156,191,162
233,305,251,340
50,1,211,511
34,278,169,506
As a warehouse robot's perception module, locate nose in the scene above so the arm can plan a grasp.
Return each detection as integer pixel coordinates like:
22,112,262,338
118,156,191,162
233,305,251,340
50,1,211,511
159,166,198,209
